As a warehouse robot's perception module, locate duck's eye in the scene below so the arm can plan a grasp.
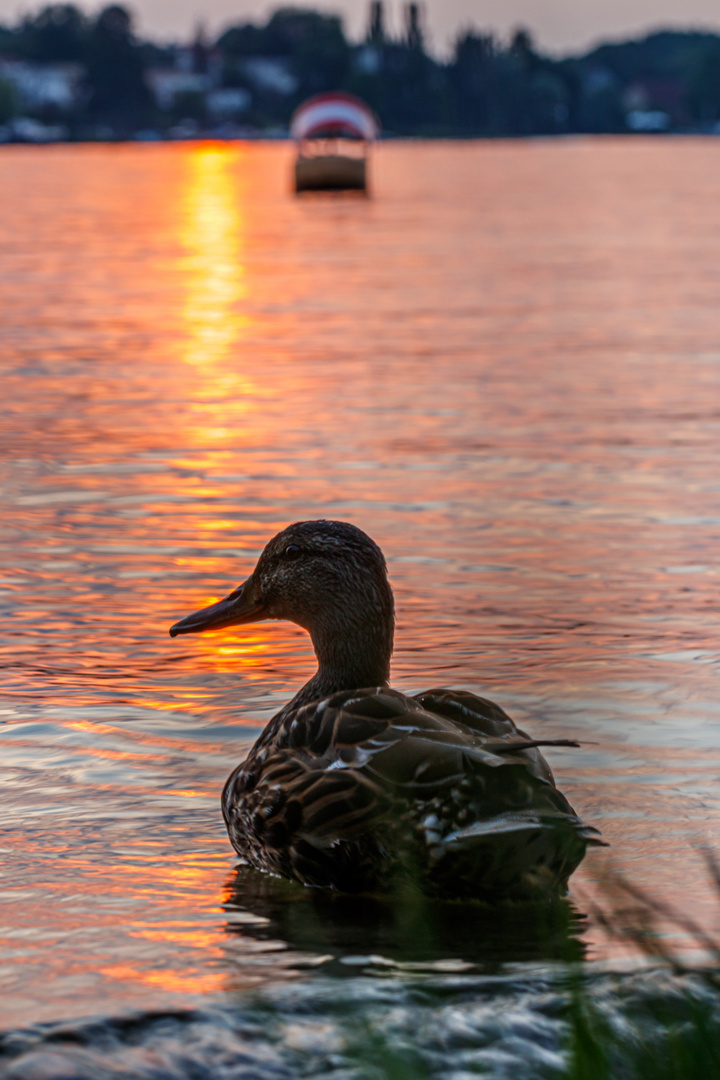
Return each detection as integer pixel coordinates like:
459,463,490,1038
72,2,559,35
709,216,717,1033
283,544,303,560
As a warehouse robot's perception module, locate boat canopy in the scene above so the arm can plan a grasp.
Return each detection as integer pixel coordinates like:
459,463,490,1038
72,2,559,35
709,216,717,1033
290,92,379,142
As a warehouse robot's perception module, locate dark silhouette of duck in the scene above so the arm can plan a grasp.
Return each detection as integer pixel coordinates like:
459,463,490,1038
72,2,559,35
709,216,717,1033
170,520,601,898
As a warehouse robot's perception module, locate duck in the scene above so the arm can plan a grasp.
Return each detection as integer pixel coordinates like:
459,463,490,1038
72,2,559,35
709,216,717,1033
170,520,602,899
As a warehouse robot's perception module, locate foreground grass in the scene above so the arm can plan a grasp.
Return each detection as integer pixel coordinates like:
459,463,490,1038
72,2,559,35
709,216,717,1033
566,854,720,1080
335,854,720,1080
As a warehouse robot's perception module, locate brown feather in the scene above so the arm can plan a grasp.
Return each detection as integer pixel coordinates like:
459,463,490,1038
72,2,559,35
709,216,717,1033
222,685,602,897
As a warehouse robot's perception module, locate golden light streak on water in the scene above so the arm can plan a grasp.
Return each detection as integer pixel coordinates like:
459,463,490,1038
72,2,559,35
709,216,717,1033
180,144,249,371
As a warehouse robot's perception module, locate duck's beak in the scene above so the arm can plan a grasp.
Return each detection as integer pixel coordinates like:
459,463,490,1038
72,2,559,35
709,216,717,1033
169,577,266,638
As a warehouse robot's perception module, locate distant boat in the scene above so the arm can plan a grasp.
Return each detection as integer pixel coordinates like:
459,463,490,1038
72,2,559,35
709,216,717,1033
290,92,379,193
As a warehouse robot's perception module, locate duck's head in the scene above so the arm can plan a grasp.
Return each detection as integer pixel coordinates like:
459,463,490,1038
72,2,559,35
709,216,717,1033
170,521,395,690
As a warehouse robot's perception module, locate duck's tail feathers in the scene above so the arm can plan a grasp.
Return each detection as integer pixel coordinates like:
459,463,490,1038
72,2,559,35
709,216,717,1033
485,737,581,755
441,810,601,848
425,811,606,898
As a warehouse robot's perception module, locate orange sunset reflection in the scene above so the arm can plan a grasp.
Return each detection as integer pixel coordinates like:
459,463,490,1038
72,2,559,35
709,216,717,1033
177,143,262,453
180,143,249,369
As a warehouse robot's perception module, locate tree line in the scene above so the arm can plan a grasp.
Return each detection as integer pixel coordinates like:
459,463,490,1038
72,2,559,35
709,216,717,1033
2,3,720,137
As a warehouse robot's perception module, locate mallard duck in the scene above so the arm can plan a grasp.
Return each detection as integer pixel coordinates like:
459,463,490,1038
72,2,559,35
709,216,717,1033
170,520,601,898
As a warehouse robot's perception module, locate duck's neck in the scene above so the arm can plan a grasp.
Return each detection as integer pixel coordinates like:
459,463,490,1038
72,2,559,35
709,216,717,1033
286,606,394,713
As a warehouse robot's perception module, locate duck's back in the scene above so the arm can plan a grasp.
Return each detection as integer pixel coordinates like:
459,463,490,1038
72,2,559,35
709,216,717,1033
222,687,601,897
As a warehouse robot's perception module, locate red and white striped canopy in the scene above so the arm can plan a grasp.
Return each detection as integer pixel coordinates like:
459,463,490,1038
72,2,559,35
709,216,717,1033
290,92,379,142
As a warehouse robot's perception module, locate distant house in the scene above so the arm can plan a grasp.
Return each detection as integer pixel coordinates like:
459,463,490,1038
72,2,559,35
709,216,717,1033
622,77,687,124
0,60,82,112
146,69,209,111
239,57,298,96
206,88,251,118
147,37,224,113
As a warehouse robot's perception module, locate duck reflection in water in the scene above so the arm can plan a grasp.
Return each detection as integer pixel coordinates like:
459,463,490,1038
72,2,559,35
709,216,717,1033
170,521,602,900
222,864,588,971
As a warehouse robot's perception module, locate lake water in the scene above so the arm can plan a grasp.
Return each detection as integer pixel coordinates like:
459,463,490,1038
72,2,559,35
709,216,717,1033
1,138,720,1075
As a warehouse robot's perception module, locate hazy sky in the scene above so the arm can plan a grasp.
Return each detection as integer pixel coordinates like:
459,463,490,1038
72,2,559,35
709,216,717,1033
4,0,720,54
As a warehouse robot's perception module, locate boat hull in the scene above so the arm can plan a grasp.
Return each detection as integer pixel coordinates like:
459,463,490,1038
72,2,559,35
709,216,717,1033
295,154,367,192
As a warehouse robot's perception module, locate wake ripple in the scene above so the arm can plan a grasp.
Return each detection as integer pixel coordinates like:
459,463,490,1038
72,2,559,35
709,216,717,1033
2,969,719,1080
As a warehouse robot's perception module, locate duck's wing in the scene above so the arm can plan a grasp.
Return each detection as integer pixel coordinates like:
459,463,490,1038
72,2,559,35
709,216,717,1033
272,686,576,793
414,687,520,735
413,687,545,741
322,688,578,813
310,687,606,882
410,686,605,853
411,687,577,786
224,687,600,893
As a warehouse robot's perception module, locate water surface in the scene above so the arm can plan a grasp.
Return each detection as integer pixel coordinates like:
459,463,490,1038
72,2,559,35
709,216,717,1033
1,138,720,1067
